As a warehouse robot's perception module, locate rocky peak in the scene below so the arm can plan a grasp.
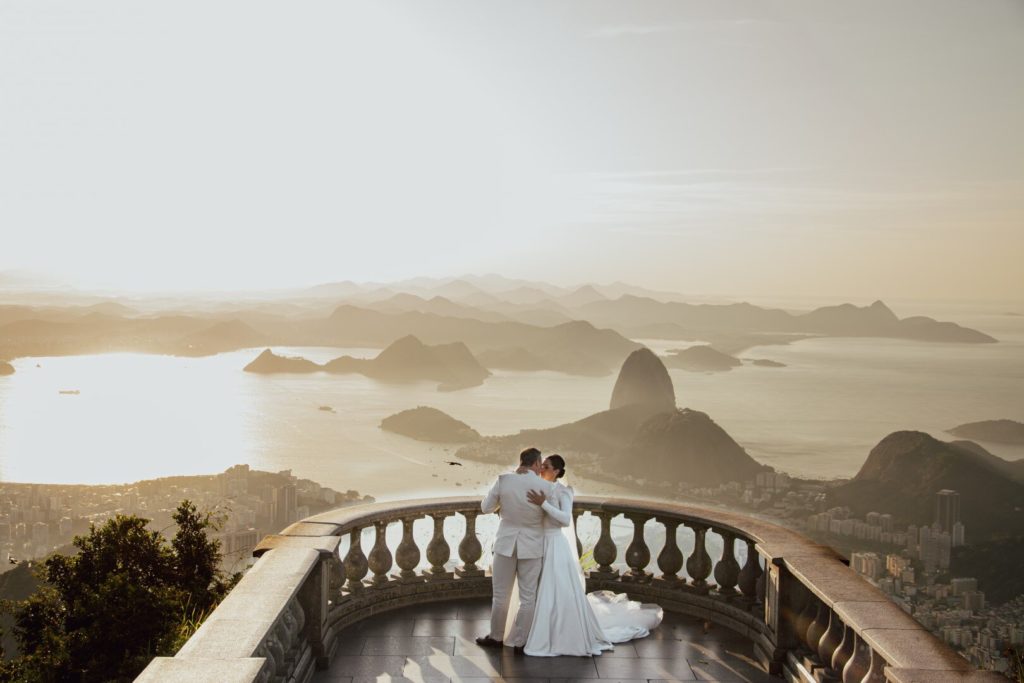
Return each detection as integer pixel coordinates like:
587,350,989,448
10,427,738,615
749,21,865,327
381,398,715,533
609,347,676,413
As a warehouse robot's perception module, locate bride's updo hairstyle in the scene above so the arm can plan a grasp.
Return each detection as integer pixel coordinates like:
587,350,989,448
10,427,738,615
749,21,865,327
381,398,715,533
547,454,566,480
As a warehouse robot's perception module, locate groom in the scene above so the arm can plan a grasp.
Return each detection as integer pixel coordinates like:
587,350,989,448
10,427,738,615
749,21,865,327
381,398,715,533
476,447,554,652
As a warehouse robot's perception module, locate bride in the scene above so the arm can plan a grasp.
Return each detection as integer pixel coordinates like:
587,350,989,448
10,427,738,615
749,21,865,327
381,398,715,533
517,454,663,657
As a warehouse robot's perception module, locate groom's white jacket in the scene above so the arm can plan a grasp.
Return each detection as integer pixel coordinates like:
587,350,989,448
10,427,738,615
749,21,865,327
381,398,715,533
482,471,554,560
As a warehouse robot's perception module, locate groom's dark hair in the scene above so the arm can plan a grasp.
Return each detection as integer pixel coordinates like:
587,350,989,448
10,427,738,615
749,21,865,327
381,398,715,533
519,447,542,467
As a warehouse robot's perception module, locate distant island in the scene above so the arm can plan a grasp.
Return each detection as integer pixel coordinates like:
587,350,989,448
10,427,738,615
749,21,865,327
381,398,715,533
948,419,1024,445
380,406,481,443
750,358,786,368
244,336,491,391
243,349,320,373
663,345,742,372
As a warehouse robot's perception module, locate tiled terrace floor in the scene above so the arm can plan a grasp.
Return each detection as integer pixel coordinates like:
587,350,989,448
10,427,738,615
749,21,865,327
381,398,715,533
313,598,778,683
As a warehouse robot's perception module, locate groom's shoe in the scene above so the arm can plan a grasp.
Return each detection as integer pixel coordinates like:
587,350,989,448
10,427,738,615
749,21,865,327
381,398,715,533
475,635,503,649
512,645,526,656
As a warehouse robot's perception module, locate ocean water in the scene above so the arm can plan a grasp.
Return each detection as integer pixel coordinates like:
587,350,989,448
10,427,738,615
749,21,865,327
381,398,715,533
0,311,1021,501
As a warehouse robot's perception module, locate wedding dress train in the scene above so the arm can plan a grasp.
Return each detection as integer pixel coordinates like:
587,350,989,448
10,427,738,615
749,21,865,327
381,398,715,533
521,483,663,657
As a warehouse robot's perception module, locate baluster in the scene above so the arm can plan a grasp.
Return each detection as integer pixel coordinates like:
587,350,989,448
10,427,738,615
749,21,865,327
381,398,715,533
805,600,828,653
572,509,583,557
624,513,652,582
291,600,305,643
394,516,422,582
817,606,843,668
863,648,886,683
344,527,368,592
686,523,712,588
457,510,484,577
425,512,453,579
794,592,818,648
257,642,278,683
592,511,619,577
713,531,740,594
283,602,302,665
368,520,393,587
737,539,763,599
655,517,684,584
832,622,855,673
329,551,346,598
269,620,288,678
254,655,273,683
843,633,871,683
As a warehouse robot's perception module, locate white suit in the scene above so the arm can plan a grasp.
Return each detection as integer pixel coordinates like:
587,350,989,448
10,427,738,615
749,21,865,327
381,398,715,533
481,470,554,645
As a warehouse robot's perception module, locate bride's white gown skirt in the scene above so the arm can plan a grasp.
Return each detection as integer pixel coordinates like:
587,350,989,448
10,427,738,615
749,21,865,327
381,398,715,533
523,530,664,657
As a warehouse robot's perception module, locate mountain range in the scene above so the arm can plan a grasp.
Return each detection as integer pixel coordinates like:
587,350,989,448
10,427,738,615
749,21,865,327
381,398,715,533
0,276,997,377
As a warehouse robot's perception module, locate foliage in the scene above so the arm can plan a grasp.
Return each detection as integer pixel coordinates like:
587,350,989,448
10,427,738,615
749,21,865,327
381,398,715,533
1006,647,1024,683
0,500,239,683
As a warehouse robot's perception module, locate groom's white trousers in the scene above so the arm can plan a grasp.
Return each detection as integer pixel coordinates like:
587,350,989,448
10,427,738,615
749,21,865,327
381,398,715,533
490,547,542,646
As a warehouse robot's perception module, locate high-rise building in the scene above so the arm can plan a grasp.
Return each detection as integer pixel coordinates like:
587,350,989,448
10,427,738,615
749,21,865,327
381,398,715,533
935,531,951,570
962,591,986,612
851,551,883,580
951,521,966,547
919,526,937,572
31,521,49,547
271,484,297,531
934,489,961,533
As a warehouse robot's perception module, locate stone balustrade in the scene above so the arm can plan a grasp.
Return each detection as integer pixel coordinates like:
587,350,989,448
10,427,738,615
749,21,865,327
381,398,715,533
136,496,1002,683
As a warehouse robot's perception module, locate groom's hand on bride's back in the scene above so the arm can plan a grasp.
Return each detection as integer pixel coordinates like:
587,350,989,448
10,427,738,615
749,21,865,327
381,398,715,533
526,489,545,506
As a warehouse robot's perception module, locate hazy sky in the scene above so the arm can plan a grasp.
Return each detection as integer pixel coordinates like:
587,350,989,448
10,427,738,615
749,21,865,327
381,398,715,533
1,1,1022,300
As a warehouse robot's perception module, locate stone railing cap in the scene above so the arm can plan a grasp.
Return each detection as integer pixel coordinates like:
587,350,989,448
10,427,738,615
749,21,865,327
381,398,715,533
135,657,267,682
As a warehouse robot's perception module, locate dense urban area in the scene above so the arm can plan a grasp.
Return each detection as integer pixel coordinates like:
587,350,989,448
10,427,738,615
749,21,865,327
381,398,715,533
0,465,371,574
685,472,1022,676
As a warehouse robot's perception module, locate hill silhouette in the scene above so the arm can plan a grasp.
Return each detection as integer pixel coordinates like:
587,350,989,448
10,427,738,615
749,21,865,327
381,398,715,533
948,419,1024,445
243,349,320,373
946,440,1024,482
179,319,267,355
618,408,769,487
326,335,490,390
827,431,1024,540
573,297,995,346
664,345,742,372
374,294,509,323
380,406,481,442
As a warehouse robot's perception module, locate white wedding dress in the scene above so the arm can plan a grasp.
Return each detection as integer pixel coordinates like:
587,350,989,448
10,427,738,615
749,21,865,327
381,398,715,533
520,483,663,657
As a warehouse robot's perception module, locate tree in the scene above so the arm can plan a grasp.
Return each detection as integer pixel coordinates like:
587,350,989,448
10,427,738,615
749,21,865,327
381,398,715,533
0,500,239,683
